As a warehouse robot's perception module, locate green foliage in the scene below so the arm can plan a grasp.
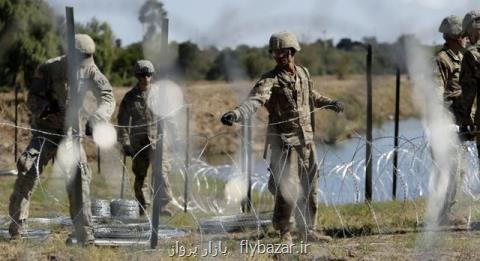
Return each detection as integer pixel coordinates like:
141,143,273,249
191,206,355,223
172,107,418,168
206,48,244,81
335,53,353,80
240,46,275,79
0,0,436,88
0,0,60,89
177,41,213,80
110,42,143,86
77,18,116,78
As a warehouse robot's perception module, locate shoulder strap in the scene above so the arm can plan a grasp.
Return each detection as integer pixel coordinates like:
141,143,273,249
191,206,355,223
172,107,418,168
299,65,316,133
299,65,311,79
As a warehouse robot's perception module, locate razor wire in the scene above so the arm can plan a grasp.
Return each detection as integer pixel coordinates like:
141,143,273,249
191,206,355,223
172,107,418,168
3,101,480,242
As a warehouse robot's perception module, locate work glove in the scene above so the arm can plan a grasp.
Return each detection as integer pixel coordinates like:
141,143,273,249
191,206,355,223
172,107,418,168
122,145,135,157
85,121,93,136
221,111,237,126
459,125,475,142
331,101,344,113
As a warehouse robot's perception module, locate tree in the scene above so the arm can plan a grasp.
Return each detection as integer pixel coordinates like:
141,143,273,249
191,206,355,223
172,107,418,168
177,41,212,80
0,0,60,90
335,53,352,80
241,48,274,79
138,0,167,42
206,49,244,81
138,0,171,76
111,42,143,86
337,38,353,50
77,18,116,78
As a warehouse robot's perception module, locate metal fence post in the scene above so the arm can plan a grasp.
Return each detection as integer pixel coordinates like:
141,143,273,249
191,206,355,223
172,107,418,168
393,68,401,200
151,17,169,249
365,44,373,202
184,106,190,212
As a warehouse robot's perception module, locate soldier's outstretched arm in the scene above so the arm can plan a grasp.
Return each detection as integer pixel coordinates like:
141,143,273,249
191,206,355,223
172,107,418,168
311,90,344,113
233,77,274,121
89,67,116,123
458,52,478,126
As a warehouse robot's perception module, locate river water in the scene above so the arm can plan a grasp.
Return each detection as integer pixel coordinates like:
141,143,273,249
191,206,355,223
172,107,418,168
251,118,430,204
187,118,480,208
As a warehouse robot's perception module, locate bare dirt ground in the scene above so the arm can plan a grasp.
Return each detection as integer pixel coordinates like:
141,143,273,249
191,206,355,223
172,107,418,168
1,221,480,260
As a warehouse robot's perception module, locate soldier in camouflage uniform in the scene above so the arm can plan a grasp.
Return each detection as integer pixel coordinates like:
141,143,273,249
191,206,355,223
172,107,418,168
221,32,343,243
458,11,480,153
434,16,467,225
8,34,115,245
435,15,466,124
117,60,173,217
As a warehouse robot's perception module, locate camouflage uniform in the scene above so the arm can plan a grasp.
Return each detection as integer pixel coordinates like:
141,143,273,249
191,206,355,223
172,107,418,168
434,46,463,122
230,64,340,235
8,34,115,244
117,61,173,214
434,16,466,224
459,44,480,127
221,32,343,243
458,11,480,150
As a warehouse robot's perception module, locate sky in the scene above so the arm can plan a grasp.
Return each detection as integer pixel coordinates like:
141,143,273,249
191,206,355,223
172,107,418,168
47,0,480,48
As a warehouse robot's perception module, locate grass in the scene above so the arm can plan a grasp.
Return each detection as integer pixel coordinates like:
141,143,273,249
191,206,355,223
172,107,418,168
2,151,479,260
2,164,479,260
3,75,475,260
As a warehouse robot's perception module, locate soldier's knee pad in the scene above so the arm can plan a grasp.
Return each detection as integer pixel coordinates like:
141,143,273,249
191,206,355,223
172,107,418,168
17,148,40,174
162,159,172,173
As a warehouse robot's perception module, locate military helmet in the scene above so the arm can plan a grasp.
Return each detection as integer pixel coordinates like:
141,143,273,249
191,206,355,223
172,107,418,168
133,60,155,75
269,31,301,52
462,10,480,36
74,34,95,54
438,15,463,37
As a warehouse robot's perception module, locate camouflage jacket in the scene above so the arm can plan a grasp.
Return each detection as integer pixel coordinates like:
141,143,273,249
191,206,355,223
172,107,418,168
434,45,463,101
117,84,176,150
459,41,480,126
28,55,115,132
117,85,155,148
233,65,338,146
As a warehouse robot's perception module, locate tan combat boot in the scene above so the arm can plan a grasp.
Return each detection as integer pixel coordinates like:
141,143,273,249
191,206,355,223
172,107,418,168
159,206,173,217
280,231,293,245
299,229,332,243
9,220,26,241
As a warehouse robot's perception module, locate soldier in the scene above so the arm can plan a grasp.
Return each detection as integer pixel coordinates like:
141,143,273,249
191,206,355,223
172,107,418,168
8,34,115,245
435,15,466,124
117,60,173,217
458,11,480,154
434,15,467,225
221,32,343,243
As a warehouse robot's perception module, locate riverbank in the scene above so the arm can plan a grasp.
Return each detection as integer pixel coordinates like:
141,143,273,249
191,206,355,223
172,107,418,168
0,74,418,167
184,74,418,156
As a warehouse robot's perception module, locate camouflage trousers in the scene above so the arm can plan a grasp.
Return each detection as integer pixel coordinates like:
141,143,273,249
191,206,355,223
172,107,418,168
439,144,466,219
8,132,94,244
267,141,319,234
131,144,172,213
